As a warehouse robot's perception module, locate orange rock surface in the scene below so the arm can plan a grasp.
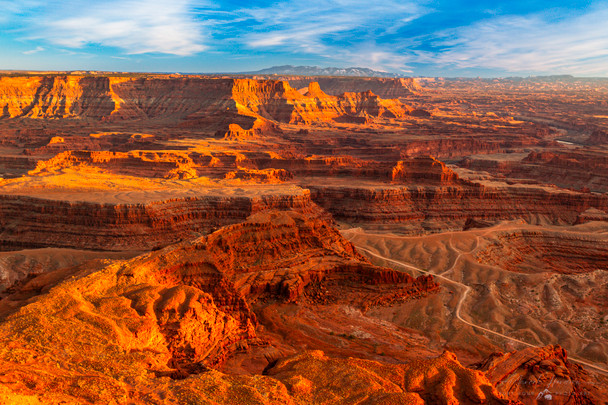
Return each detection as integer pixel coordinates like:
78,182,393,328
1,73,608,403
477,345,605,403
0,211,453,404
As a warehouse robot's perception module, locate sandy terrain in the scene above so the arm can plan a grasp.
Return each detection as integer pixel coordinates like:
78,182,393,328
342,220,608,373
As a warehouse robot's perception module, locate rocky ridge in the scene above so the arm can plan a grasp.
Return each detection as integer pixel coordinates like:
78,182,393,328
0,190,320,251
0,76,416,129
0,211,459,404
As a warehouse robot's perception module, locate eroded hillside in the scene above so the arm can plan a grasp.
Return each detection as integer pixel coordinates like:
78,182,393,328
1,73,607,404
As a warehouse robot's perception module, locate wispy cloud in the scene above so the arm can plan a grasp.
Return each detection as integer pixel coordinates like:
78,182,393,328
23,0,207,56
23,46,45,55
428,5,608,75
3,0,608,75
238,0,428,70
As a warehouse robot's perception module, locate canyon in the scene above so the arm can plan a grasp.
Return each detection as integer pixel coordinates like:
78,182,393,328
0,73,607,404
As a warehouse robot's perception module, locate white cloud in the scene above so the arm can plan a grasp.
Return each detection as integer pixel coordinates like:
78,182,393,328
23,46,45,55
27,0,207,56
430,6,608,75
318,45,415,73
240,0,428,69
7,0,607,76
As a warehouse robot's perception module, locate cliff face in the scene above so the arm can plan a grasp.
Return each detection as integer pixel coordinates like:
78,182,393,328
11,153,606,249
230,80,409,124
0,76,410,126
108,76,237,121
0,76,116,119
477,345,603,403
475,227,608,274
0,211,445,403
283,76,422,97
0,191,320,251
391,156,459,183
308,183,608,232
462,150,608,192
1,73,607,403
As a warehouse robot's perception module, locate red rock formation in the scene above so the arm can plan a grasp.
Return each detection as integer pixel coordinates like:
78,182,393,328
477,345,603,403
0,191,321,251
0,75,410,129
1,72,607,403
391,156,459,183
220,118,281,141
475,228,608,274
403,136,546,159
308,182,608,232
196,210,437,305
587,129,608,145
410,108,432,117
224,168,293,183
29,150,200,179
263,350,513,404
0,155,38,178
0,211,445,404
107,76,237,121
0,75,115,119
230,80,409,124
462,150,608,192
575,207,608,224
282,76,423,98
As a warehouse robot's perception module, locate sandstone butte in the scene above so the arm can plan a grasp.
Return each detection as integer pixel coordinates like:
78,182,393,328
0,73,607,404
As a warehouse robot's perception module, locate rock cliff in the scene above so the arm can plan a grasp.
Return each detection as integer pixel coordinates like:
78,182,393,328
462,150,608,192
477,345,603,403
0,76,115,119
0,191,320,251
283,76,422,98
0,75,411,127
308,182,608,232
0,211,448,404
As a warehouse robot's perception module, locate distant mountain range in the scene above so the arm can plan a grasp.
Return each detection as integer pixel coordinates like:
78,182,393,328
243,65,401,78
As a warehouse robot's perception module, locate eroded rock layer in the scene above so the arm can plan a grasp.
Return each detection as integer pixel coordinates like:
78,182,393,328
1,73,608,403
281,76,423,97
0,75,413,127
0,191,319,251
477,345,601,404
0,211,464,404
308,182,608,232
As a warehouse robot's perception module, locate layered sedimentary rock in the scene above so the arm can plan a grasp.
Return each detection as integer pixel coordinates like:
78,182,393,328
282,76,422,98
0,211,448,404
588,129,608,145
391,156,459,183
304,156,608,231
477,345,603,403
262,350,510,404
229,80,409,124
0,76,115,119
1,72,608,401
0,248,135,293
308,182,608,232
29,150,202,179
8,153,607,250
461,149,608,192
0,75,411,127
576,207,608,224
0,191,319,251
0,155,38,178
401,136,547,159
475,227,608,274
219,118,282,141
27,149,297,180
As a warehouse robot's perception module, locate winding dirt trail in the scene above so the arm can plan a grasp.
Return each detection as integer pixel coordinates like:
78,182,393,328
343,229,608,376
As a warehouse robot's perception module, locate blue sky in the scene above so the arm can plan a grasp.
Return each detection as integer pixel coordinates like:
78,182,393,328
1,0,607,76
